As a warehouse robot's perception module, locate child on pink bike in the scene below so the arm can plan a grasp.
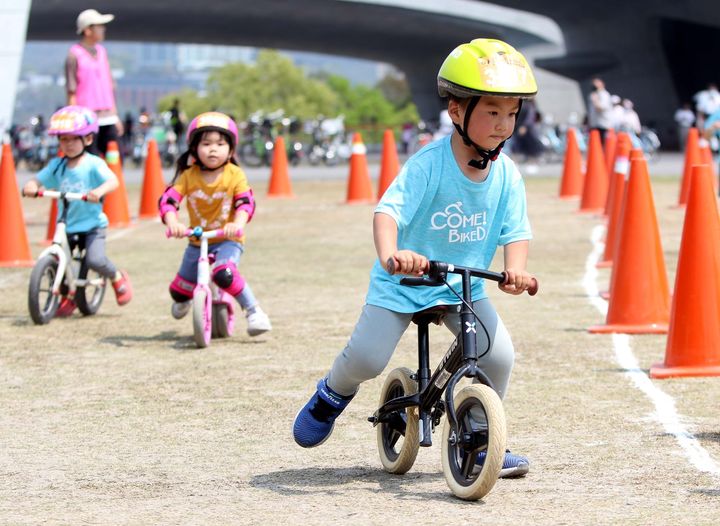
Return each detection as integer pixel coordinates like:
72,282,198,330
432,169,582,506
159,111,271,336
22,105,133,315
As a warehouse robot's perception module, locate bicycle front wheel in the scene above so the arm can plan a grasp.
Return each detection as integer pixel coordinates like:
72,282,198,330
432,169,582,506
192,287,212,348
376,367,419,474
28,255,60,325
441,384,506,501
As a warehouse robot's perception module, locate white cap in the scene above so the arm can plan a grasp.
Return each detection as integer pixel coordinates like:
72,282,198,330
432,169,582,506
76,9,114,34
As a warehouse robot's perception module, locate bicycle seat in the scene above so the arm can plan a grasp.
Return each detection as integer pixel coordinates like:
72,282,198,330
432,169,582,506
411,305,458,326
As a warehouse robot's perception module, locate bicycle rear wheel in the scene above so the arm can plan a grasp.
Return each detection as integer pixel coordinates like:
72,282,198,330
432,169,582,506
28,255,60,325
376,367,419,474
441,384,506,501
75,260,107,315
212,303,231,338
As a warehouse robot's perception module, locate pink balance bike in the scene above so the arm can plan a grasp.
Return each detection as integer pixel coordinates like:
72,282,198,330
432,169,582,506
23,190,107,325
170,227,237,348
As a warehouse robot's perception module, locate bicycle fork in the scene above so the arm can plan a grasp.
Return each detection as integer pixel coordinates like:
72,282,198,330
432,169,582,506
41,222,76,298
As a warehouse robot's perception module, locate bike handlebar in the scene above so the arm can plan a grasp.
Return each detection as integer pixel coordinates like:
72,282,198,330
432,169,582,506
397,260,538,296
23,189,87,201
165,226,237,240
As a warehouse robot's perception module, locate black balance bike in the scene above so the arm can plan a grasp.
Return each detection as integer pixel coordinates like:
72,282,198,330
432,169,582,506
368,261,537,500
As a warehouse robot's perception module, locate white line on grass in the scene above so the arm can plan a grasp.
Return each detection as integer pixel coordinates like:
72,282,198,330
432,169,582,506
584,224,720,479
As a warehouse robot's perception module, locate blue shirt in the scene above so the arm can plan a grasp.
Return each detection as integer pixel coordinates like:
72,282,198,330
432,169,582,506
705,109,720,140
366,135,532,313
36,154,113,234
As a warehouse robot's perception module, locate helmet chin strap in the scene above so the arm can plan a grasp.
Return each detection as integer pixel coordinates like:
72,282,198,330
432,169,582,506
452,96,523,170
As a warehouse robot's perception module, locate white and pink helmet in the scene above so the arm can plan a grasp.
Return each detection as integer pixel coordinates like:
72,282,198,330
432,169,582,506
47,105,99,136
186,111,239,148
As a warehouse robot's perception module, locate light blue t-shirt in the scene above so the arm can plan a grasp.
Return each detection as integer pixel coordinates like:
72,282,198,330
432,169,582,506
705,109,720,140
366,135,532,313
36,154,113,234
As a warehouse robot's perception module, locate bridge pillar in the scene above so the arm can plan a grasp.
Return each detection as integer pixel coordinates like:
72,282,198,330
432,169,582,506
0,0,31,141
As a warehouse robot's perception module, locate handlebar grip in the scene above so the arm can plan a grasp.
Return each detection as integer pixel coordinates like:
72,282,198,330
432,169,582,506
400,276,434,286
500,272,539,296
527,278,539,296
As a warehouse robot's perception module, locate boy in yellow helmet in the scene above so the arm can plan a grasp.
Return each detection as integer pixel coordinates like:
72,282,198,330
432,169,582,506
294,39,537,477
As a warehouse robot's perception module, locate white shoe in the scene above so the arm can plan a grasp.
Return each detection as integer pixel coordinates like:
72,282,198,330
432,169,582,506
246,306,272,336
171,301,191,320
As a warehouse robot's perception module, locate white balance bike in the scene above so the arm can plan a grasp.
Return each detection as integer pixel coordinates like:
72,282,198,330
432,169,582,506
24,190,107,325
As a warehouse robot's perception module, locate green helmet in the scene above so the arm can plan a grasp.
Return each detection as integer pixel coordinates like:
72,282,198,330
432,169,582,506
437,38,537,99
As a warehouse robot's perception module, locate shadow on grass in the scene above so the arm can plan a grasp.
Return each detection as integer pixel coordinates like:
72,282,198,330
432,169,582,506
690,488,720,497
249,466,473,503
99,331,192,350
99,331,269,351
694,431,720,444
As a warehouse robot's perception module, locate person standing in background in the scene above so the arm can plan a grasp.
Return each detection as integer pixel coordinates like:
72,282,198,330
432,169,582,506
65,9,123,157
674,102,695,151
587,77,613,144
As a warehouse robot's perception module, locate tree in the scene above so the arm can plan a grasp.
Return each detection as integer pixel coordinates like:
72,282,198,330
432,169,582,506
376,71,412,108
205,50,338,120
156,50,419,143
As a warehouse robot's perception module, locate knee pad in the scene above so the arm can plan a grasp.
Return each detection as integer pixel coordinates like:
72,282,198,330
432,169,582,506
169,274,195,302
212,263,245,296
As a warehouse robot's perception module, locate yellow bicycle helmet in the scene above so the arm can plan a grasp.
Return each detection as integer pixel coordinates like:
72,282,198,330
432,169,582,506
437,39,538,169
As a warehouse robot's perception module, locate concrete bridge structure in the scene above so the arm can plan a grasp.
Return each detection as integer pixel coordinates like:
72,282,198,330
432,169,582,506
4,0,720,147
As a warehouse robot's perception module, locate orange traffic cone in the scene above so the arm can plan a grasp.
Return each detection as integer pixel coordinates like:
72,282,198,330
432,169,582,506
578,130,608,213
0,143,33,266
603,128,617,178
677,128,701,206
699,145,718,192
44,149,64,243
597,149,645,299
596,140,632,268
603,132,631,217
589,157,670,334
346,133,374,204
138,139,166,219
377,129,400,201
650,164,720,378
44,198,58,244
103,141,132,227
558,127,583,199
267,136,295,198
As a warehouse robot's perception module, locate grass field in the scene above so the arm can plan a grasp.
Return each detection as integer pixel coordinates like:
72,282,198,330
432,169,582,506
1,171,719,524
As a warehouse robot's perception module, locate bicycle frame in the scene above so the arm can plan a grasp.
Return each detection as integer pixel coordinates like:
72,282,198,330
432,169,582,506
370,261,536,446
173,227,237,344
32,190,95,299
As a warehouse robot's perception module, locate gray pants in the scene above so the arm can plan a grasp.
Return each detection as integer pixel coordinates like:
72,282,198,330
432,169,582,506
80,228,117,279
327,300,515,399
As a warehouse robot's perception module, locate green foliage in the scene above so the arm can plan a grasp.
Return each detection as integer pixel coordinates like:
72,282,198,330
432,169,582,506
156,50,419,142
156,89,208,121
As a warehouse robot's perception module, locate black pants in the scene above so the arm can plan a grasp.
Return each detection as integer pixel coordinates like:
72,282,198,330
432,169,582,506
87,124,119,157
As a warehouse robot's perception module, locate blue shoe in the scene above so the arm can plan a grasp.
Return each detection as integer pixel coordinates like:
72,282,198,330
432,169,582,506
476,449,530,478
293,378,354,448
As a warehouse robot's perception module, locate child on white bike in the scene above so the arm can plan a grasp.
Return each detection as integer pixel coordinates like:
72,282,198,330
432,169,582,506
22,105,133,315
293,39,537,478
159,111,271,336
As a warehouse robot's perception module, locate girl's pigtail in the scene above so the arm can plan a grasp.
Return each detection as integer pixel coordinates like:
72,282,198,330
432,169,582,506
172,150,192,185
